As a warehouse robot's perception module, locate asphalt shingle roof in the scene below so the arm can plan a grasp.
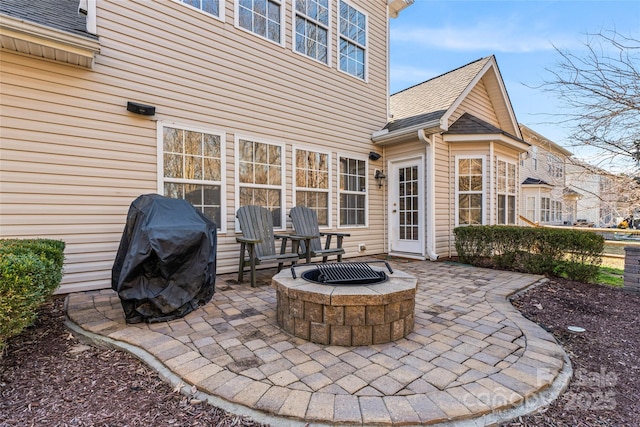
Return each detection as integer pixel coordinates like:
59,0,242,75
446,113,525,144
522,177,552,186
0,0,97,40
386,57,491,132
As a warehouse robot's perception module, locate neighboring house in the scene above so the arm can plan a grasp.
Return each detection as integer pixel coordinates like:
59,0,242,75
1,0,414,293
374,56,529,259
565,159,627,227
519,125,575,226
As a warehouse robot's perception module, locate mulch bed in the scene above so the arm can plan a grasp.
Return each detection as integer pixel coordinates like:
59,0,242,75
1,280,638,426
507,279,640,426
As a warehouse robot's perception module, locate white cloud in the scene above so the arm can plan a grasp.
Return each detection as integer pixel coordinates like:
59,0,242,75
390,65,438,88
391,24,578,53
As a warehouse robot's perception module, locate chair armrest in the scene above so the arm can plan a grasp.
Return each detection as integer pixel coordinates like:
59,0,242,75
289,234,315,241
236,236,261,244
320,232,351,237
274,233,295,240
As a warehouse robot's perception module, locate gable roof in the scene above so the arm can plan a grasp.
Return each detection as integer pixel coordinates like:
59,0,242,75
386,57,490,133
377,55,522,144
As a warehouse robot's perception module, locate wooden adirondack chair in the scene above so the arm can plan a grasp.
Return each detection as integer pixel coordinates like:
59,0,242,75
289,206,350,263
236,205,302,287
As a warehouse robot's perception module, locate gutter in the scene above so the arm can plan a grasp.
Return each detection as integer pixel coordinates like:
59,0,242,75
372,120,442,145
0,13,100,54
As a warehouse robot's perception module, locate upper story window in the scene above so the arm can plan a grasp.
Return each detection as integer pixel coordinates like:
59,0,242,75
160,124,225,230
531,146,538,170
236,137,285,228
456,157,484,226
237,0,283,44
338,0,366,80
294,0,330,64
547,154,564,178
178,0,223,18
339,156,367,226
295,148,330,226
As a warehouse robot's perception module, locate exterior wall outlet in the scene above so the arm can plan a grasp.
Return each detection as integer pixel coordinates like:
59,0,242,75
358,243,366,252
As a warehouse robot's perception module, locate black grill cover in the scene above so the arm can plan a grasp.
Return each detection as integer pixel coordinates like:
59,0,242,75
112,194,217,323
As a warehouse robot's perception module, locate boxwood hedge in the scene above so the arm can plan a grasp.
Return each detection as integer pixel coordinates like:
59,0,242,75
0,239,65,352
454,226,603,282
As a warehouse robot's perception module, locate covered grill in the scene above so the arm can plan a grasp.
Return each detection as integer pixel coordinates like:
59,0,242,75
112,194,217,324
295,261,393,285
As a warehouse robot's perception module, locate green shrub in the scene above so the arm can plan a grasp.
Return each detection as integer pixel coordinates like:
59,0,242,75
0,239,65,352
454,226,604,282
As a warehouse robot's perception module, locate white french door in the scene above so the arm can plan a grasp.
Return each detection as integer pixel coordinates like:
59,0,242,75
389,158,424,255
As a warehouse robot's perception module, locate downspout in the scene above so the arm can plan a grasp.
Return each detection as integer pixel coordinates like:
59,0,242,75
489,141,494,225
418,129,439,261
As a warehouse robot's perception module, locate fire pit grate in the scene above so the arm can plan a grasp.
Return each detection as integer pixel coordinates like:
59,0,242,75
292,261,393,285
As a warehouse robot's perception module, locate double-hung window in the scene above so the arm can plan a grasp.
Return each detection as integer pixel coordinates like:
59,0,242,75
295,148,330,226
178,0,223,18
160,125,224,229
456,157,484,225
339,157,366,226
497,159,517,224
526,196,536,222
237,138,285,228
541,197,551,223
338,0,366,80
294,0,330,64
237,0,283,44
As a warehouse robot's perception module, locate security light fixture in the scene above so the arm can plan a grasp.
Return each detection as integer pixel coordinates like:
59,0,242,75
368,151,382,161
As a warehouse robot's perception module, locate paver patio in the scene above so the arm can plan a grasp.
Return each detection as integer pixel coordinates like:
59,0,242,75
65,258,571,426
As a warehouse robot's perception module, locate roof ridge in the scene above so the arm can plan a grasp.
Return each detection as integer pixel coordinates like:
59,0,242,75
390,56,489,97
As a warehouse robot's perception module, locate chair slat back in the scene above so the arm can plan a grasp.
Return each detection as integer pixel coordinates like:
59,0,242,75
290,206,323,253
237,205,277,258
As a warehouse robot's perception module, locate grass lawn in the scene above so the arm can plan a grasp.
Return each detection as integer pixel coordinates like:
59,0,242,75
597,266,624,287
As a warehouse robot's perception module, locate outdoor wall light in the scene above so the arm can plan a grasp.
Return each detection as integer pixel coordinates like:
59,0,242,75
374,169,386,188
127,101,156,116
368,151,382,161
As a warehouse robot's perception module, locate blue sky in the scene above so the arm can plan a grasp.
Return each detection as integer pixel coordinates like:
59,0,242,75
389,0,640,164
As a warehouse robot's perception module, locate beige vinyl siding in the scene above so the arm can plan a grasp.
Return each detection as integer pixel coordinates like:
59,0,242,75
433,134,454,257
0,0,389,293
449,79,500,127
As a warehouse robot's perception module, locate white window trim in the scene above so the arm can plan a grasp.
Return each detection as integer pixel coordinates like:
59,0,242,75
291,0,332,67
235,0,286,47
337,153,368,228
293,146,332,229
496,157,518,225
336,0,368,82
454,155,486,227
156,121,227,233
234,135,287,232
171,0,226,22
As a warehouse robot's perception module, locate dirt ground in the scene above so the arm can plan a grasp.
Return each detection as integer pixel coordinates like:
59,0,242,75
1,279,638,427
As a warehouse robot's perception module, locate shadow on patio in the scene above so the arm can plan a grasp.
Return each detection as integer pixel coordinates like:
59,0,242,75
65,258,570,426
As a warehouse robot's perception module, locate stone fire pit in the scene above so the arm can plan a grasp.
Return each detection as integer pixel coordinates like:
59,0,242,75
272,264,417,346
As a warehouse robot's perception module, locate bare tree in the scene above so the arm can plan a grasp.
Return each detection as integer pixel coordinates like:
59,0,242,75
541,30,640,171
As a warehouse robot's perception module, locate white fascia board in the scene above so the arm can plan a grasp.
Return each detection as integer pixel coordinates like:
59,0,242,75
388,0,414,18
444,133,530,152
0,13,100,57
